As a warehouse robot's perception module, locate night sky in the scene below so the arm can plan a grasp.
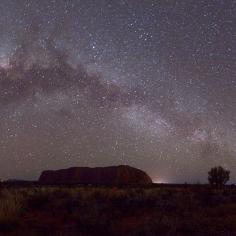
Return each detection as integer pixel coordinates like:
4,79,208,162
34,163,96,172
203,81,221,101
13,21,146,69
0,0,235,183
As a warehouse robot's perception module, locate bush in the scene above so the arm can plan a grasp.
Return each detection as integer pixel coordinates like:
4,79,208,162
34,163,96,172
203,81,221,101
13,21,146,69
208,166,230,187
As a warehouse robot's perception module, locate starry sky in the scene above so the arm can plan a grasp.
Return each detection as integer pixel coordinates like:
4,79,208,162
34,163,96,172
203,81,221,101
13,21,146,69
0,0,235,183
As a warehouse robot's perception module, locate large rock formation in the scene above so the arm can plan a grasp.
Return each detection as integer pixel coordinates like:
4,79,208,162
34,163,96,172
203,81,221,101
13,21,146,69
39,165,152,184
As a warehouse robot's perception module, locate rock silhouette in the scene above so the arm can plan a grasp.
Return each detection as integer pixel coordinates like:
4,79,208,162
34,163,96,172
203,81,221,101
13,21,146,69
39,165,152,184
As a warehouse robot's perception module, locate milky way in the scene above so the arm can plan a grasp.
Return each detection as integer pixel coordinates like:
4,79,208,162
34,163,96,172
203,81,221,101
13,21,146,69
0,0,235,183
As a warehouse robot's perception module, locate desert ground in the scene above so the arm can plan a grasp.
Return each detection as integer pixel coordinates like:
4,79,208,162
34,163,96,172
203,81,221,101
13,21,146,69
0,183,236,236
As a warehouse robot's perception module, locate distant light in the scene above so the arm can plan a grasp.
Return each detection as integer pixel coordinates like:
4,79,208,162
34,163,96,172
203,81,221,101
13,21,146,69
154,178,168,184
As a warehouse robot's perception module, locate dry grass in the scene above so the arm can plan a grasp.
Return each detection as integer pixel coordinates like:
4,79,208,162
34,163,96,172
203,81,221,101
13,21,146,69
0,185,236,235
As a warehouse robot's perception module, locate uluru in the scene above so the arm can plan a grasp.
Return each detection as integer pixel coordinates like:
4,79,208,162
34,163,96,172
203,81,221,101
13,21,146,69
39,165,152,185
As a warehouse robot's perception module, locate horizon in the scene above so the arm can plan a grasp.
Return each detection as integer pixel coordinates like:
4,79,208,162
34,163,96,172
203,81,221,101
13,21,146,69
1,164,234,185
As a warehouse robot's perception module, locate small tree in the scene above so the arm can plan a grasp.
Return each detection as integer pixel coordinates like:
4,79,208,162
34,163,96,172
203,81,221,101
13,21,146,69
208,166,230,187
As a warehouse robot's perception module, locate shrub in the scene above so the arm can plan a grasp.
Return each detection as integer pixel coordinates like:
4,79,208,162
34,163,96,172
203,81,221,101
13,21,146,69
208,166,230,187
